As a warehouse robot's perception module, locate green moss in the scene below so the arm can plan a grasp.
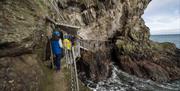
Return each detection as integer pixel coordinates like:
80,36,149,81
79,80,92,91
62,62,71,91
126,43,135,52
35,47,54,91
151,43,162,51
151,42,175,51
160,42,175,49
116,40,135,54
35,0,49,14
39,62,54,91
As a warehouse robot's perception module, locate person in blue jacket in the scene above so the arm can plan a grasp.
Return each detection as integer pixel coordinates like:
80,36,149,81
51,31,63,72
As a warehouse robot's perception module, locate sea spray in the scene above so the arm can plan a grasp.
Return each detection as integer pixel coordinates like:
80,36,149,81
86,64,180,91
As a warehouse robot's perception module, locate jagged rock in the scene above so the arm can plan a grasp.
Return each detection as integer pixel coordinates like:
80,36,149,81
0,0,52,90
55,0,180,82
77,49,112,82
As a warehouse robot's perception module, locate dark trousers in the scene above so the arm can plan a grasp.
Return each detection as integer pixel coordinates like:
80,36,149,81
54,54,62,70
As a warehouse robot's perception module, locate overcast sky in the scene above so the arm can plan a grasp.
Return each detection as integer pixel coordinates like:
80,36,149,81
142,0,180,35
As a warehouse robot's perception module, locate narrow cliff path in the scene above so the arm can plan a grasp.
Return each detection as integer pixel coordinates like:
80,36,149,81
53,60,71,91
51,59,92,91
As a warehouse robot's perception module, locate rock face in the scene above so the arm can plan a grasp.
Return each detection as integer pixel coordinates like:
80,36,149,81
54,0,153,82
0,0,180,90
54,0,180,82
0,54,43,91
77,45,112,82
0,0,53,90
115,41,180,82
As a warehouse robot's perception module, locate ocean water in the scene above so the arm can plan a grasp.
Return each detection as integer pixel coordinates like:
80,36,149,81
150,34,180,48
88,65,180,91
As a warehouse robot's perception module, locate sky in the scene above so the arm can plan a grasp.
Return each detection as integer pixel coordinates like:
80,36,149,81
142,0,180,35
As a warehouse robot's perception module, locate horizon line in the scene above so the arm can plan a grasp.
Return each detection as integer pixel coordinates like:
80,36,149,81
151,33,180,35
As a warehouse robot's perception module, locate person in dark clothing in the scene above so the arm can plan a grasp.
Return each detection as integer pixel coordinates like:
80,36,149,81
51,31,63,71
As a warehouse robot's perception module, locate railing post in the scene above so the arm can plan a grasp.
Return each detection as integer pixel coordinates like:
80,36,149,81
72,47,79,91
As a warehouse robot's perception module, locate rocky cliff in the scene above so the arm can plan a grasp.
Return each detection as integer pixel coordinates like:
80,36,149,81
0,0,180,90
55,0,180,83
0,0,53,90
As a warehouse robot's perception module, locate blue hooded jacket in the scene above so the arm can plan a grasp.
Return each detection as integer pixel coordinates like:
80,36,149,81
51,40,62,55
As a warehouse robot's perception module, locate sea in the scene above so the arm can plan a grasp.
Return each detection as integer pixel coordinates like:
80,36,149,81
150,34,180,48
87,34,180,91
